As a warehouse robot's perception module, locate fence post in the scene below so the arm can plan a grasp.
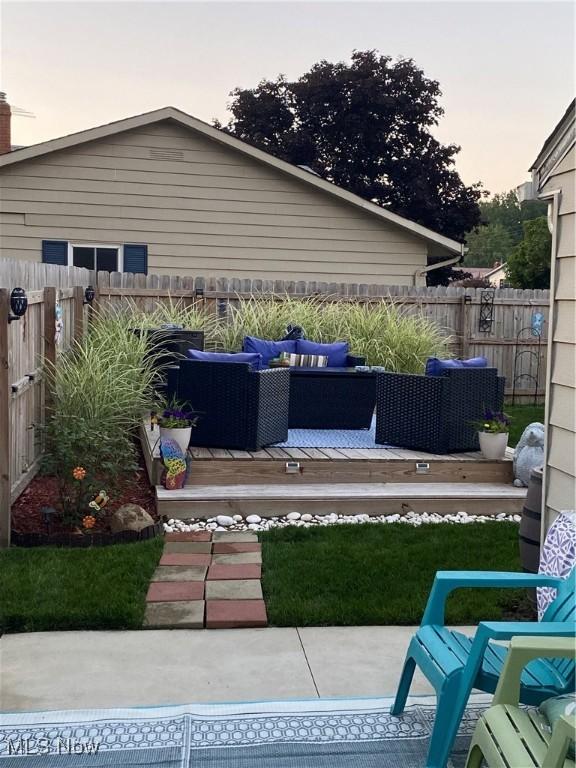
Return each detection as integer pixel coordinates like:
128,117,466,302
43,287,57,415
73,285,84,341
459,295,470,359
0,289,11,547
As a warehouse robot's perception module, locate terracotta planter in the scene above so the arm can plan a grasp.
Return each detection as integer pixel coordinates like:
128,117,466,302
159,426,192,455
478,431,508,460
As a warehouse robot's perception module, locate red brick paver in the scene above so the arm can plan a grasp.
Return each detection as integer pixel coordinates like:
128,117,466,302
206,600,267,629
146,581,204,602
159,553,212,567
207,563,262,581
165,531,212,542
144,531,265,629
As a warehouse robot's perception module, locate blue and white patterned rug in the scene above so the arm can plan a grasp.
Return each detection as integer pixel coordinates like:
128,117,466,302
0,694,489,766
275,416,388,449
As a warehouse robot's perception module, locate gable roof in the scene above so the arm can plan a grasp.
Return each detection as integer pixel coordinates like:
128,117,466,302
0,106,463,256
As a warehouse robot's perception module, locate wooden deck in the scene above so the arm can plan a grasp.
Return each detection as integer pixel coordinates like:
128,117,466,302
141,421,523,519
141,422,514,487
156,482,526,518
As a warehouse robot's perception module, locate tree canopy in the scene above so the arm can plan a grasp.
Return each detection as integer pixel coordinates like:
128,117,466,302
216,50,484,241
505,217,551,289
464,191,547,267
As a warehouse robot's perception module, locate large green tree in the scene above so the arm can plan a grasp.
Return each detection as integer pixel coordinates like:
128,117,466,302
216,50,484,241
505,217,551,288
464,191,547,266
464,223,515,267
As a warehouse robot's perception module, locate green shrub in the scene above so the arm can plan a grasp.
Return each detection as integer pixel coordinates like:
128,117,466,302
42,307,161,523
213,295,451,373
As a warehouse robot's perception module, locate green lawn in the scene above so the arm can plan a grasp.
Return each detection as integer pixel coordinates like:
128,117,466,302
505,404,544,447
261,523,523,626
0,538,163,633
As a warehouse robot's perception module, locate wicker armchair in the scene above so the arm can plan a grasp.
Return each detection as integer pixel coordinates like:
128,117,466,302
169,360,290,451
375,367,506,454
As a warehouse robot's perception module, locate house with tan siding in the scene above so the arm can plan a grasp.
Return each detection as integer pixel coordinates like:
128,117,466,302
0,99,462,285
528,99,576,530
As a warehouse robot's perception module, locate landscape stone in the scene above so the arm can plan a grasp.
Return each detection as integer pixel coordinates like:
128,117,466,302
110,504,154,533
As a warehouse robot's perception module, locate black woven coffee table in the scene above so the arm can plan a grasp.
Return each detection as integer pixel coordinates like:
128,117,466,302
288,368,376,429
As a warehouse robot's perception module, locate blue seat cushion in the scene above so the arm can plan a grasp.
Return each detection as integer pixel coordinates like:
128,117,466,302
297,339,349,367
187,349,262,370
425,356,488,376
242,336,296,367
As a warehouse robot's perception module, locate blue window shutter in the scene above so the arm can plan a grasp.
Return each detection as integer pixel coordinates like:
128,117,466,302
123,244,148,274
42,240,68,265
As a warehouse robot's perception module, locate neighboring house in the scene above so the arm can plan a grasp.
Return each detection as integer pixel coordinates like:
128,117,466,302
483,262,508,287
0,99,462,285
527,99,575,530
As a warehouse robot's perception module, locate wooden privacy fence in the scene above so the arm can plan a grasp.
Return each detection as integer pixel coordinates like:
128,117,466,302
0,285,91,546
0,258,550,546
95,272,550,402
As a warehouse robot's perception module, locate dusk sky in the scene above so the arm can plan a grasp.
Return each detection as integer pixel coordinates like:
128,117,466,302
1,1,574,196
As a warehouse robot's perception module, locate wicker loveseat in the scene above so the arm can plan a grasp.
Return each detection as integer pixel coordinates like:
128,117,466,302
166,360,290,451
375,367,506,454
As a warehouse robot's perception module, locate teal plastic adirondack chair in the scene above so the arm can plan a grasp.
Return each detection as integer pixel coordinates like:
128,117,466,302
390,570,576,768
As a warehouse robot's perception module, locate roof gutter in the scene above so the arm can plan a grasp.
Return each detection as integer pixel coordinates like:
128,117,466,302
412,251,463,286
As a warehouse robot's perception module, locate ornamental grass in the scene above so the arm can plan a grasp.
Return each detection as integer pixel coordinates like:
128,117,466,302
213,294,451,373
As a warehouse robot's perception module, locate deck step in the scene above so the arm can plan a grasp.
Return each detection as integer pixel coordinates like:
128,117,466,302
156,482,527,519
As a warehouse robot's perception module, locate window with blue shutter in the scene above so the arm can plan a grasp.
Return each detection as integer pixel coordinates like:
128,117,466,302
42,240,68,265
123,244,148,274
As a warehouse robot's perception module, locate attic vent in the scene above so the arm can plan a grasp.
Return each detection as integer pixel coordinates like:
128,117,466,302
149,148,184,161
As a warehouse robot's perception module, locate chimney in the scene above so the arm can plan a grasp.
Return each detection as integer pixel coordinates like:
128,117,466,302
0,93,12,155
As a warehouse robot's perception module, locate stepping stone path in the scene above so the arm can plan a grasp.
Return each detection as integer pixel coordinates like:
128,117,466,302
144,531,267,629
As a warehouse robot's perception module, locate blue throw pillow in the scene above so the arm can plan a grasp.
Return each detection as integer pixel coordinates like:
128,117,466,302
242,336,296,367
297,339,349,367
187,349,262,370
425,356,488,376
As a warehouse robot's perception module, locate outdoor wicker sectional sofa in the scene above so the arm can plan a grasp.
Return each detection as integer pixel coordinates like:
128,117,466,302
375,367,506,454
166,360,290,451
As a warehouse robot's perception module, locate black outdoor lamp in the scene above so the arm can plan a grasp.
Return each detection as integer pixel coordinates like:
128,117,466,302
8,287,28,322
83,285,96,305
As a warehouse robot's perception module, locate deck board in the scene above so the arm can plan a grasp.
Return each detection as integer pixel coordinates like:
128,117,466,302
158,482,526,500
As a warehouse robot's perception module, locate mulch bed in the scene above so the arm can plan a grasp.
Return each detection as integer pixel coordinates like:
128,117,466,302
11,448,158,542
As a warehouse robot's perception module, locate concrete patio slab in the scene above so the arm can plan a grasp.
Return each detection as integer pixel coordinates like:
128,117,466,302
0,629,317,711
297,626,475,698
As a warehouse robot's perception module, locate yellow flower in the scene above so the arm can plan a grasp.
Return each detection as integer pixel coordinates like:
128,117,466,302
483,423,490,429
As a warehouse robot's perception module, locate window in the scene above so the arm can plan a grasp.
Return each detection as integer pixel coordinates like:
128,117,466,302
70,245,120,272
42,241,147,274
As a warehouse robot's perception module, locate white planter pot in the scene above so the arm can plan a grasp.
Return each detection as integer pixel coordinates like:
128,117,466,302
159,426,192,455
478,431,508,460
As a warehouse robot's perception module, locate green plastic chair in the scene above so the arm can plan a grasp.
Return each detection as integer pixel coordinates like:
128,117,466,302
466,636,576,768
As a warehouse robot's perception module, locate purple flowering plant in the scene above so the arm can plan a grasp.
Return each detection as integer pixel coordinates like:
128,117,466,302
472,407,511,434
158,398,200,429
